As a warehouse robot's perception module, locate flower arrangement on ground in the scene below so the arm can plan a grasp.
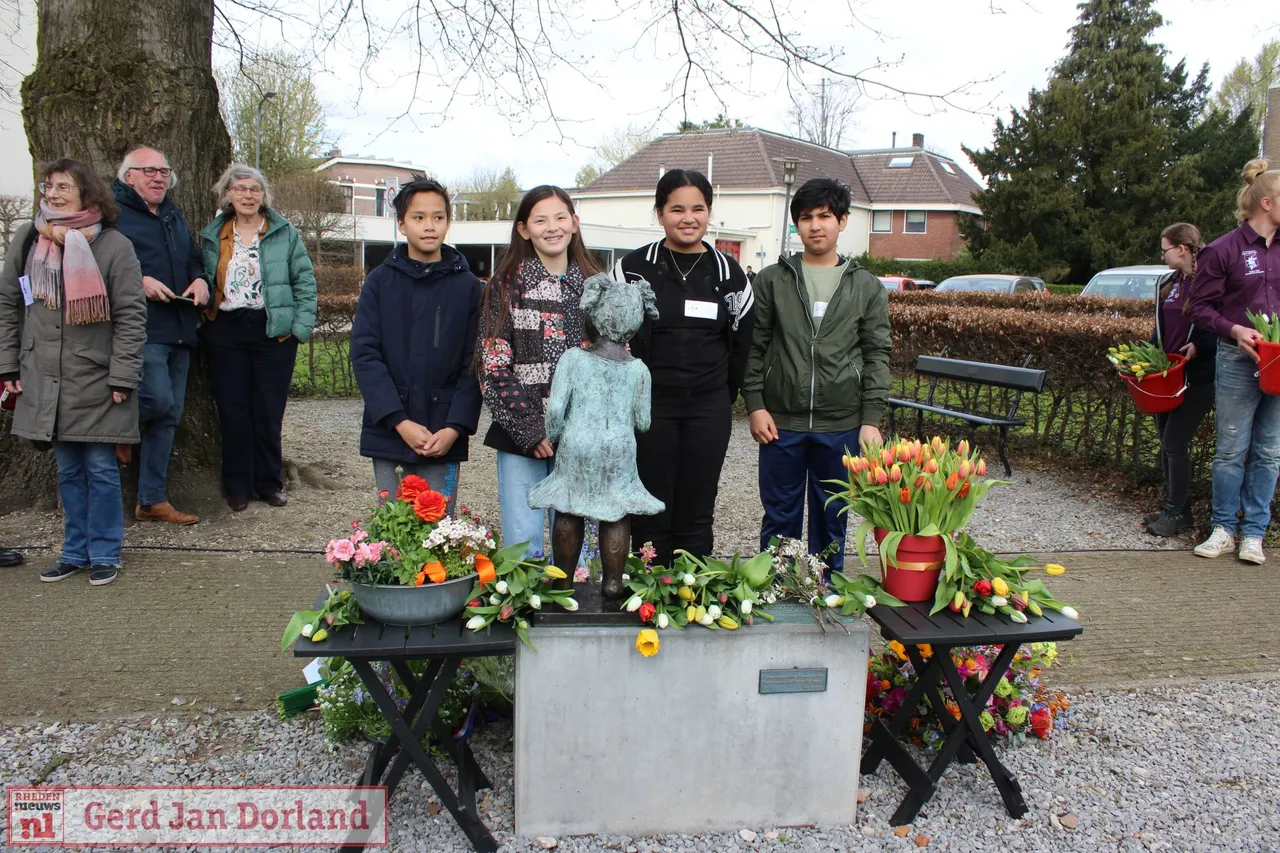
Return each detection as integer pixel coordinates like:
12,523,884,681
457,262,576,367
462,542,579,649
866,640,1068,745
826,436,1004,575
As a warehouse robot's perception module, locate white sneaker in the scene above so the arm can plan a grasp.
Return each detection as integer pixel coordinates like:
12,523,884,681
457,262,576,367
1238,537,1266,565
1193,526,1234,558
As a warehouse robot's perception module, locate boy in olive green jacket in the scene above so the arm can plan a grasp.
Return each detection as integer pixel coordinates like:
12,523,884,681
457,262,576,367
741,178,892,574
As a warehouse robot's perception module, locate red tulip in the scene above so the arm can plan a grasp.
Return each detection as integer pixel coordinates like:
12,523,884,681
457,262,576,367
499,604,514,621
875,468,889,486
957,439,970,457
638,602,657,622
889,464,902,483
973,579,992,597
924,459,939,474
881,448,895,467
959,460,972,479
959,479,971,498
976,458,987,477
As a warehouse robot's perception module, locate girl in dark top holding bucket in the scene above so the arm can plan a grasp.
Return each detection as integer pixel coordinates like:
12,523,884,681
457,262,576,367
1145,222,1216,537
611,169,755,566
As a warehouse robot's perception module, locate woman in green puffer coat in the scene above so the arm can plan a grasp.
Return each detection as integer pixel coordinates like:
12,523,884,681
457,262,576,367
199,164,316,512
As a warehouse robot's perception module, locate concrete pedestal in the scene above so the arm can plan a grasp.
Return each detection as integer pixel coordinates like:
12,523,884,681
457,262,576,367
514,604,869,837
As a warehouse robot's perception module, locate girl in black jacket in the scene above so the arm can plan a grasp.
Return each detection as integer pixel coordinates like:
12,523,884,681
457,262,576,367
1146,222,1216,537
611,169,754,565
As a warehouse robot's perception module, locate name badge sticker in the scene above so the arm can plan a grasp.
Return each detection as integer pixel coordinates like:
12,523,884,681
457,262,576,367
18,275,33,306
813,301,828,319
684,300,719,320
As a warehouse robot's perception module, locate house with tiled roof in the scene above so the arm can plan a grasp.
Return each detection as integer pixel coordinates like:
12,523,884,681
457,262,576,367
573,128,983,266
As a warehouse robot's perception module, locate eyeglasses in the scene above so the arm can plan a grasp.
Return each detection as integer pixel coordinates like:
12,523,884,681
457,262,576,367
229,185,264,197
40,182,79,195
1159,246,1181,258
128,166,173,178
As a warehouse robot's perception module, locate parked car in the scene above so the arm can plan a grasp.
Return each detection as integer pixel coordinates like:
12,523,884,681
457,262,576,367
913,279,938,290
1080,265,1173,300
879,276,918,291
935,274,1046,295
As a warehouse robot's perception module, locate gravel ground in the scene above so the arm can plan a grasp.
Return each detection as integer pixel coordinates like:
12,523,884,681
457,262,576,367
0,398,1192,557
2,679,1276,852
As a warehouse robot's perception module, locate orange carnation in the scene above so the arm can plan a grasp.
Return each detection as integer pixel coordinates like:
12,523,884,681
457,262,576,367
474,553,496,585
413,489,448,523
397,474,431,502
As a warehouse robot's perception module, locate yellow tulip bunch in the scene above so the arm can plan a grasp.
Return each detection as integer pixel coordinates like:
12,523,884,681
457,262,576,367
1106,341,1172,380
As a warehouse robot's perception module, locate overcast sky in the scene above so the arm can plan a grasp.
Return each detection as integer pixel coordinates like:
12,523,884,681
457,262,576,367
0,0,1275,196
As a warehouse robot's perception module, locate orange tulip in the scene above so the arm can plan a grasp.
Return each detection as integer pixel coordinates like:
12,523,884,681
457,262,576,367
899,487,911,503
889,463,902,483
946,471,960,490
475,553,496,585
959,460,972,479
881,448,895,467
924,458,939,474
959,479,971,498
957,439,970,457
976,458,987,477
874,468,889,486
422,561,447,583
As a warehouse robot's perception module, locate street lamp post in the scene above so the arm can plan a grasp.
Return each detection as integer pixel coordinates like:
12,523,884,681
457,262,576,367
255,90,278,171
773,157,808,257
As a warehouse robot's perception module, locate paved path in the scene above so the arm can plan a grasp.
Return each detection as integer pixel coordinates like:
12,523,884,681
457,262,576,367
1,546,1276,721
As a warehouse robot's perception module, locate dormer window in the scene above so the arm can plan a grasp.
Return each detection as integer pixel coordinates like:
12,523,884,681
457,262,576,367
939,161,956,175
888,156,914,168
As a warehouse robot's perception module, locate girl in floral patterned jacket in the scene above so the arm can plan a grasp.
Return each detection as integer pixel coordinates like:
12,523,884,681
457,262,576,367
477,186,601,561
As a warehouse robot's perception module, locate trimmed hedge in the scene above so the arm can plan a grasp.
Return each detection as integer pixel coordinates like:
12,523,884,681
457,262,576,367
890,290,1153,319
314,265,364,295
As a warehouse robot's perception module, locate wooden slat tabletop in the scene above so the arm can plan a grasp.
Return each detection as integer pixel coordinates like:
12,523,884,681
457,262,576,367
870,601,1082,645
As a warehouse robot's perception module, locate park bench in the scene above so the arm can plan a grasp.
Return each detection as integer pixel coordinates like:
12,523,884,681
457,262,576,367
887,350,1047,476
861,601,1083,825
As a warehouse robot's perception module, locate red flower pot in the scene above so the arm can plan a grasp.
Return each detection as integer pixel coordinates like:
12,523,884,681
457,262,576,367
873,527,944,602
1121,352,1186,414
1258,341,1280,396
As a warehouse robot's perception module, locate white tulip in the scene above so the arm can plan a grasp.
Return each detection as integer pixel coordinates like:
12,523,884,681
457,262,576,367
621,573,630,581
741,600,753,614
707,604,722,620
564,597,579,611
529,594,541,610
682,573,696,586
300,623,314,638
465,615,487,631
490,594,502,605
824,594,843,608
626,595,642,612
864,594,877,608
657,612,669,629
1061,605,1079,620
697,613,715,626
1009,610,1028,624
990,595,1008,607
495,580,509,594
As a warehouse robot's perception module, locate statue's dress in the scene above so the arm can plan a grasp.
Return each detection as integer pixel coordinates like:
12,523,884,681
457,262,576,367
527,347,665,522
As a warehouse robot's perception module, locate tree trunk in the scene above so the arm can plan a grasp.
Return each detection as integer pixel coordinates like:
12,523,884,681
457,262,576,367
0,0,231,512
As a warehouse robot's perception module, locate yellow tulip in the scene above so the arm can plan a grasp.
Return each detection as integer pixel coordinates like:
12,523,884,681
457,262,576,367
991,577,1009,597
543,566,568,579
677,586,695,602
686,605,698,622
636,628,660,658
311,628,329,643
1044,563,1066,576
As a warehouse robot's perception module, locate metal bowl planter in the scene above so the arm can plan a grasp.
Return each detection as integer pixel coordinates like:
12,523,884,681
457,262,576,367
350,574,477,626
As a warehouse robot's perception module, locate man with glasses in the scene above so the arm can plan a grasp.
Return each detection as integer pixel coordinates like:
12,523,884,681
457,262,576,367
110,146,206,525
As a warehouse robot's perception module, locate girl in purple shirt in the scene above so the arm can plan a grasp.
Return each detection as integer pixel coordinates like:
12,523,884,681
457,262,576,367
1188,160,1280,564
1145,223,1216,537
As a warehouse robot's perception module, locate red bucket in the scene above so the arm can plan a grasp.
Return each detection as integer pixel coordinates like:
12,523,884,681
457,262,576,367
1258,341,1280,395
874,527,944,602
1121,352,1186,414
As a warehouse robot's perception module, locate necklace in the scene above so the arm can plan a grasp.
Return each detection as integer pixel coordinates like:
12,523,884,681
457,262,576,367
668,248,705,281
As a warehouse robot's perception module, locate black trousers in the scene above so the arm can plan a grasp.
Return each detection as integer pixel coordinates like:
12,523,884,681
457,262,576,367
1155,381,1215,509
632,385,731,566
201,309,298,499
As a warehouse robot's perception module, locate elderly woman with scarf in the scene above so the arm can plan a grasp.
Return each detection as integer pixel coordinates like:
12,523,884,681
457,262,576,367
199,164,316,511
0,158,147,586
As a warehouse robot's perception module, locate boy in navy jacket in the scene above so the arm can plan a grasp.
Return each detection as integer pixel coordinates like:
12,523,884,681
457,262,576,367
351,177,482,505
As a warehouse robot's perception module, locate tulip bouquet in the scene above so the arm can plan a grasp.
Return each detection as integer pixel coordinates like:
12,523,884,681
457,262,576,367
463,542,579,650
826,436,1006,574
621,547,775,632
866,640,1068,745
1105,341,1174,379
934,532,1079,622
280,584,363,651
1246,310,1280,343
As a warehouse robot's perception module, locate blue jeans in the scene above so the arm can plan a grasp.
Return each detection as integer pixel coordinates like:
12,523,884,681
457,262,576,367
54,441,124,567
137,344,191,506
1210,345,1280,539
758,428,859,574
495,450,589,565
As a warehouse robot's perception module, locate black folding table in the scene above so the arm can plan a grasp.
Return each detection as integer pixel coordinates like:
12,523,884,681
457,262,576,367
860,601,1082,825
296,609,515,852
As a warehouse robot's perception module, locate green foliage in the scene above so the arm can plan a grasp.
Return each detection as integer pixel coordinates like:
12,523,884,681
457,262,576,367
678,113,744,131
855,253,1017,282
216,49,328,177
963,0,1260,284
1046,284,1084,295
455,166,522,220
1214,39,1280,132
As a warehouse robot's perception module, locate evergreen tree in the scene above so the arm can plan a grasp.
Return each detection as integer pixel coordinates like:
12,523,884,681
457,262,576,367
962,0,1258,283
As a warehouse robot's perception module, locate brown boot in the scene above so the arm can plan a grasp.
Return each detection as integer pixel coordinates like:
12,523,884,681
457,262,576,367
115,444,132,464
135,502,199,525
